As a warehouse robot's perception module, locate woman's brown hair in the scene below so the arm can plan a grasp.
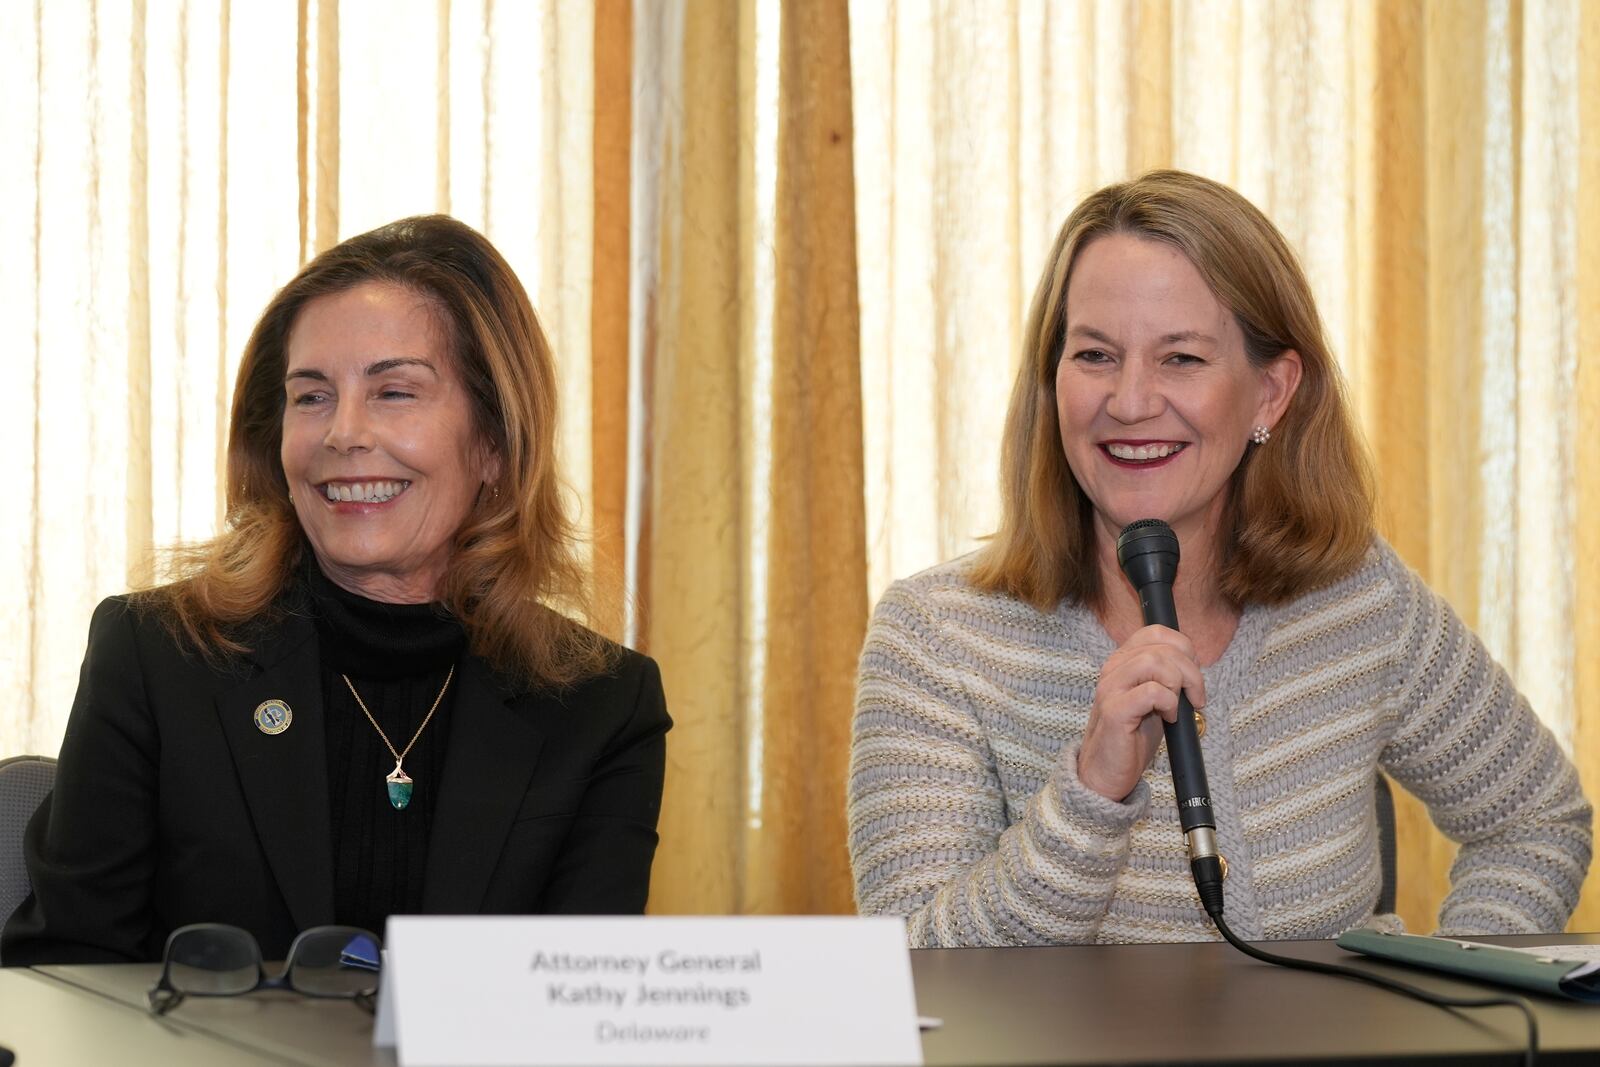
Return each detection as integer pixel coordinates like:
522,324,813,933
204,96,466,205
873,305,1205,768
971,170,1375,610
140,214,613,688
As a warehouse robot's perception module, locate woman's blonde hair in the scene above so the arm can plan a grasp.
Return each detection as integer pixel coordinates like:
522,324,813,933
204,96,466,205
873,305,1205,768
141,214,613,688
971,170,1375,610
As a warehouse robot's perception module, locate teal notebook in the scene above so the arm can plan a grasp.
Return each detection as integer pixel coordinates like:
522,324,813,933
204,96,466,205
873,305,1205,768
1337,929,1600,1003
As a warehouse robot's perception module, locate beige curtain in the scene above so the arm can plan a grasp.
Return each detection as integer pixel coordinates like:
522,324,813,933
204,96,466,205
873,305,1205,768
628,0,865,914
4,0,1597,930
850,0,1600,931
1,0,866,916
0,0,599,750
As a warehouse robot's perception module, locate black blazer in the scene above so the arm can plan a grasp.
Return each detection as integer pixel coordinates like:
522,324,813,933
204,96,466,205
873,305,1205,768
2,595,670,965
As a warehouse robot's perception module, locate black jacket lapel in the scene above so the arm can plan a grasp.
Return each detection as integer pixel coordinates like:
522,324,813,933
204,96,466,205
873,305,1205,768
422,654,545,913
214,613,336,932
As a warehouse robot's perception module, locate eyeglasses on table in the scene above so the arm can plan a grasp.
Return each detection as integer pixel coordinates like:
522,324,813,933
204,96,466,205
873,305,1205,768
147,922,381,1016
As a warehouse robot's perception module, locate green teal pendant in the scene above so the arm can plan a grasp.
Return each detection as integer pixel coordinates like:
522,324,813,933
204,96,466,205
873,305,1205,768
386,765,414,810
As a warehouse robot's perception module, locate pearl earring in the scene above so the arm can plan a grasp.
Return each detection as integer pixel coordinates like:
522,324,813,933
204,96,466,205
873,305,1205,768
1250,425,1271,445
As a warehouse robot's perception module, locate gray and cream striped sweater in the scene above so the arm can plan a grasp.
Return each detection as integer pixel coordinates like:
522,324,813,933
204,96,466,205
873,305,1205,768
849,540,1592,945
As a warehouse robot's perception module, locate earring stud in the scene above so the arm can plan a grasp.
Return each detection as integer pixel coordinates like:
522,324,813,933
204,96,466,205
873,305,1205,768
1250,425,1271,445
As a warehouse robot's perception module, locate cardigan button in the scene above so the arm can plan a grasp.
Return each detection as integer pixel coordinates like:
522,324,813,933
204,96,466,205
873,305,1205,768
1193,710,1207,739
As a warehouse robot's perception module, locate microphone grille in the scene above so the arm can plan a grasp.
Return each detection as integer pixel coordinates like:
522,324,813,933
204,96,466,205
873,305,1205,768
1115,518,1180,575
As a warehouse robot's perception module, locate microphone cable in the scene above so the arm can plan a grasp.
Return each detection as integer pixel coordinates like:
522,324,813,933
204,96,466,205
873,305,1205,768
1205,906,1540,1067
1115,517,1541,1065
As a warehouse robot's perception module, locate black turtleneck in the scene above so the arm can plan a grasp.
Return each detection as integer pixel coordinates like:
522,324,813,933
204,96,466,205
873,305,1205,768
304,559,466,937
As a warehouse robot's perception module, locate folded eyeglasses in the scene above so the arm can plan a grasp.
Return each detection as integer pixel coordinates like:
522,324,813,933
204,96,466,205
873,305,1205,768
147,923,381,1016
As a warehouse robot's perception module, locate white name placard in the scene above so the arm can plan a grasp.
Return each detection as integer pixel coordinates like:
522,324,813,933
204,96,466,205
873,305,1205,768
382,915,922,1066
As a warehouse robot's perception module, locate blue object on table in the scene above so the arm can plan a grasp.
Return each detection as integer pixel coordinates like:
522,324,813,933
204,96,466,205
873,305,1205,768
340,934,381,972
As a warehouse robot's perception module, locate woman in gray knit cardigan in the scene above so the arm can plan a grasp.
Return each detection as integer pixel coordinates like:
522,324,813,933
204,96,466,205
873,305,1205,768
849,170,1592,946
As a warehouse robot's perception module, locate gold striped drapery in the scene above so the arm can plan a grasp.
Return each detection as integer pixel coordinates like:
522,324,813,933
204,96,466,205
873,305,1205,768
0,0,867,918
2,0,1596,930
850,0,1600,931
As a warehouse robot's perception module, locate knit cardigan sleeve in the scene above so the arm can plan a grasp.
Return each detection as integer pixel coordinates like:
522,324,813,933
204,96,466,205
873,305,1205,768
1376,550,1592,935
848,577,1146,946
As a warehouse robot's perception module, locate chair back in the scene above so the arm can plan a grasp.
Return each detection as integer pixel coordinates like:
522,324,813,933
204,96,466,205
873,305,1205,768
1374,772,1398,915
0,755,57,942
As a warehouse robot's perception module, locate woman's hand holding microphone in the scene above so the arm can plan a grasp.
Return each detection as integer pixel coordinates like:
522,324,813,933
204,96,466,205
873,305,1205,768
1076,625,1207,802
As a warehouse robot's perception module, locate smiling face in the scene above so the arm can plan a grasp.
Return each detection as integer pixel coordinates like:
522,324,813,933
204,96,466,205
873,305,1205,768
1056,233,1300,556
281,282,497,603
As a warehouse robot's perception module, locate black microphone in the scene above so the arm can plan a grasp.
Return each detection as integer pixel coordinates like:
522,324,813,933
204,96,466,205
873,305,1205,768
1116,518,1225,917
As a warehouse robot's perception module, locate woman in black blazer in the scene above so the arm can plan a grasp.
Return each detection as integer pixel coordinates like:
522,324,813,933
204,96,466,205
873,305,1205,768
3,216,669,965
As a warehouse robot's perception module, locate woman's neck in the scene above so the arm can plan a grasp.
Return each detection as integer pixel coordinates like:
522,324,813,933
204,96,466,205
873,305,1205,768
311,552,443,605
1090,511,1240,666
304,554,466,677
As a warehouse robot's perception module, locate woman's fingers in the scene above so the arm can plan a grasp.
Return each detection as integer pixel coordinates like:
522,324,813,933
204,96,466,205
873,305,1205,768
1104,626,1206,707
1101,680,1180,727
1076,625,1206,801
1080,679,1182,800
1140,680,1181,724
1119,623,1195,654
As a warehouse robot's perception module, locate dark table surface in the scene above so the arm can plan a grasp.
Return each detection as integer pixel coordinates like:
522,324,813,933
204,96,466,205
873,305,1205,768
11,932,1600,1066
911,933,1600,1066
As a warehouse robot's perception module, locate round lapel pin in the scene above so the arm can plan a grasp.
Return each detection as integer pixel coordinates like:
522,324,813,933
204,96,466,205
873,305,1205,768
253,699,293,735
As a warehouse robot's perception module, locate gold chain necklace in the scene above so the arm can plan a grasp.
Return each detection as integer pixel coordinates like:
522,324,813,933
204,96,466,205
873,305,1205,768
342,664,454,810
